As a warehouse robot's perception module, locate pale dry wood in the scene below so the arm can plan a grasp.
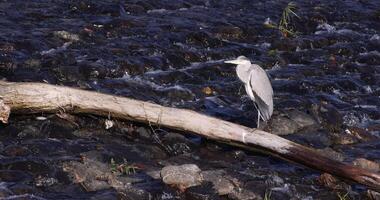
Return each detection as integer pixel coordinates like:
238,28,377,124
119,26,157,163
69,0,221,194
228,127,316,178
0,80,380,191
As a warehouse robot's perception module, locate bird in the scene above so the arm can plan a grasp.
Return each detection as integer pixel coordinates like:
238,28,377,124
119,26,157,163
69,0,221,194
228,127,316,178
225,56,273,128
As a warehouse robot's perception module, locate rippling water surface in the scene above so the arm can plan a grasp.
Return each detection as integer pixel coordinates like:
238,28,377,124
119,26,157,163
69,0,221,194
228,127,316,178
0,0,379,199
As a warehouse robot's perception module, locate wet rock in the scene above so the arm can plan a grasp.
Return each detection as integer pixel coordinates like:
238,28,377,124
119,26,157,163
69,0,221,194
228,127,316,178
0,186,12,198
162,87,195,103
132,144,168,160
317,173,340,190
331,133,358,145
123,3,146,14
161,132,195,155
136,127,152,140
17,126,41,138
201,170,234,195
285,129,333,148
90,190,119,200
146,169,161,180
185,32,223,48
53,30,80,42
352,158,380,172
357,51,380,65
316,148,345,162
165,53,190,68
367,190,380,200
9,183,35,195
185,182,221,200
24,58,41,68
311,103,343,132
269,115,300,135
345,127,377,142
2,145,30,157
62,160,113,192
78,61,109,80
228,189,258,200
270,184,296,200
161,164,203,190
213,26,243,40
271,38,299,51
265,174,285,187
35,175,58,187
43,119,77,139
0,170,32,182
359,65,377,85
287,110,317,128
2,160,50,175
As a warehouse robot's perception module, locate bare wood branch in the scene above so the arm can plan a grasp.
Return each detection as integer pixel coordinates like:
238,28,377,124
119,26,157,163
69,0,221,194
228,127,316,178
0,80,379,191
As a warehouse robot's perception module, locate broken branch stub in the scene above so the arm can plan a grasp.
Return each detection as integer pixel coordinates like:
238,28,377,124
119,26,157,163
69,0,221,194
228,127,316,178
0,98,10,123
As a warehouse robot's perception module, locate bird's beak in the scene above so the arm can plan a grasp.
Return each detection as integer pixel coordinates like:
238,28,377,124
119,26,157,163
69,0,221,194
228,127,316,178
224,59,240,64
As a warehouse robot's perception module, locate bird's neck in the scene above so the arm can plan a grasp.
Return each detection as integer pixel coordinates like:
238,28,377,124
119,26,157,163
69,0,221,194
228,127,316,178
236,64,251,83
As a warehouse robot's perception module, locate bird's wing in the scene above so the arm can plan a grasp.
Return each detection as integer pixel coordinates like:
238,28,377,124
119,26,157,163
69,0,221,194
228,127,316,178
248,65,273,121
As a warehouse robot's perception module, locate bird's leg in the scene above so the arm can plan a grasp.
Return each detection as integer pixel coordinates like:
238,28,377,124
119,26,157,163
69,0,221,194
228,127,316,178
257,110,260,128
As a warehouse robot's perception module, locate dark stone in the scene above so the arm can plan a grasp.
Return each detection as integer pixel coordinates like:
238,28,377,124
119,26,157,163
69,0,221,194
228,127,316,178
1,160,50,175
2,145,30,157
9,183,35,195
185,182,221,200
0,170,32,182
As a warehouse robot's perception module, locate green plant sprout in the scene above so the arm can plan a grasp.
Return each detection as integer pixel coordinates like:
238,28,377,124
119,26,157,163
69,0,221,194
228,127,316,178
110,158,140,175
264,2,300,37
337,192,350,200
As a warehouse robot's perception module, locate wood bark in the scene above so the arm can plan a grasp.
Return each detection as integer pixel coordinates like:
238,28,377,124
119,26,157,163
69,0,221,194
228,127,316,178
1,80,380,191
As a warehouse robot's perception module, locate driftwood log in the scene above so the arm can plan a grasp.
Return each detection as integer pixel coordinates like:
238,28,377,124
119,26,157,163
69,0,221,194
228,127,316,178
0,80,380,191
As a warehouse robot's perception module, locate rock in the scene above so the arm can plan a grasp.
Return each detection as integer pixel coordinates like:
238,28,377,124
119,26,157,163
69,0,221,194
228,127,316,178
62,155,115,192
90,190,119,200
2,160,50,175
213,26,243,40
35,175,58,187
0,187,12,198
352,158,380,172
287,110,317,128
185,182,221,200
270,184,296,200
285,129,333,148
269,115,300,135
136,127,152,140
318,103,343,132
331,133,358,145
228,189,258,200
146,170,161,179
0,170,32,182
201,170,234,195
367,190,380,200
265,174,285,187
53,30,80,42
316,148,345,162
17,126,41,138
161,164,203,190
318,173,339,190
9,183,35,195
2,145,30,157
345,127,377,142
161,132,194,155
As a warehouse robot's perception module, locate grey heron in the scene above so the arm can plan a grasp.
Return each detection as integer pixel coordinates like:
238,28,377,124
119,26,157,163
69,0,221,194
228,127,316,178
225,56,273,128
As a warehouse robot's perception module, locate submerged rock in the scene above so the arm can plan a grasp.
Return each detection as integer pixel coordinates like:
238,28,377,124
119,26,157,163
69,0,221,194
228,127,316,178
201,170,235,195
161,164,203,190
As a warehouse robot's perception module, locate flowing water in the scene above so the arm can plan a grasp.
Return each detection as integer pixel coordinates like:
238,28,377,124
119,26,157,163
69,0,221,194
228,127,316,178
0,0,379,199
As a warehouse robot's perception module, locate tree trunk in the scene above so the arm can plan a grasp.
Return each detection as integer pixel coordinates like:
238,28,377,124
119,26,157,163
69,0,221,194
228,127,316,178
0,81,379,191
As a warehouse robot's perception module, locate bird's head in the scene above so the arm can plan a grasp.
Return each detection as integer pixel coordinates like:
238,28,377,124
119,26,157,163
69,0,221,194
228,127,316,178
224,56,251,65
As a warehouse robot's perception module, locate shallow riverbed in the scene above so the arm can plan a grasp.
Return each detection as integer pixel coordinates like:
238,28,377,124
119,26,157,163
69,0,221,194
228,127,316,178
0,0,379,199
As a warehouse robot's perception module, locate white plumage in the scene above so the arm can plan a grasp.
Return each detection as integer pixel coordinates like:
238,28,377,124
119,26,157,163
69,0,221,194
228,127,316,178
225,56,273,127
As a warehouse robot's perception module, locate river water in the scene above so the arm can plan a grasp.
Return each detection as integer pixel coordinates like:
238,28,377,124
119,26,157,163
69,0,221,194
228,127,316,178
0,0,379,199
